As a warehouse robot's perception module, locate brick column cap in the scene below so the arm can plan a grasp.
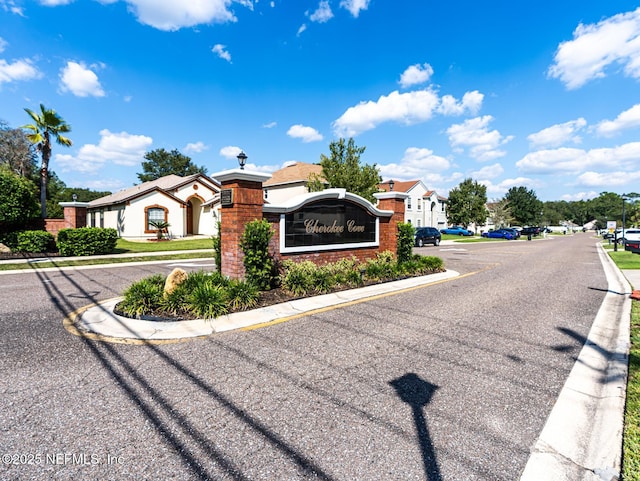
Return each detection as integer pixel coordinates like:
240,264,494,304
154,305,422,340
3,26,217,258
374,191,410,201
213,169,272,184
59,202,90,208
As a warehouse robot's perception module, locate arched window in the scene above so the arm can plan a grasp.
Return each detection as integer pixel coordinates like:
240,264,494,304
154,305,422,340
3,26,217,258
145,205,168,233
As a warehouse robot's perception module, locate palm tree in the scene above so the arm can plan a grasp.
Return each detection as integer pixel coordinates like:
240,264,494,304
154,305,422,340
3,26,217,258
22,104,72,218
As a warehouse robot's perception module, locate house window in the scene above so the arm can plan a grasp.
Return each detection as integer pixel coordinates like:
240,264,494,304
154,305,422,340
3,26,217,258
407,197,412,210
417,199,421,211
145,206,167,232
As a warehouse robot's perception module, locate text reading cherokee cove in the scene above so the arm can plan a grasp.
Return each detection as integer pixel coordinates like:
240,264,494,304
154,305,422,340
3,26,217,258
303,219,366,234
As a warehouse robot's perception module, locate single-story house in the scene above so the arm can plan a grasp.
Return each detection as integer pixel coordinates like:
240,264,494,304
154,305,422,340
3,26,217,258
262,162,324,205
87,173,221,239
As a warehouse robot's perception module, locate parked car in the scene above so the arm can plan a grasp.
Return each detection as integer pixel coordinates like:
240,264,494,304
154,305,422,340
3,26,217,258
414,227,441,247
440,226,473,236
502,227,521,239
482,229,515,240
617,228,640,244
521,226,541,236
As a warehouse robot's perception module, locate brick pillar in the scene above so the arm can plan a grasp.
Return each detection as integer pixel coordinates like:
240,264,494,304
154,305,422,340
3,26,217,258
213,169,271,280
58,202,89,229
374,192,408,256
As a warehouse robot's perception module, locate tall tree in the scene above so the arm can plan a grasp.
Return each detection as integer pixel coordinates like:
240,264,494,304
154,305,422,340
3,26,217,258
310,138,381,203
446,178,487,229
0,167,40,234
0,121,38,177
488,198,513,229
137,148,206,182
504,186,543,225
22,105,72,218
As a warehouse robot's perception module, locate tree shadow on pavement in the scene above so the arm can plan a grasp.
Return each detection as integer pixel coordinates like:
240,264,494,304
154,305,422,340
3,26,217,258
31,266,338,481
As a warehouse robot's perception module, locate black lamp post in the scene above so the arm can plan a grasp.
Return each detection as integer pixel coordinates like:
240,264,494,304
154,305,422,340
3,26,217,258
389,179,395,191
237,151,247,170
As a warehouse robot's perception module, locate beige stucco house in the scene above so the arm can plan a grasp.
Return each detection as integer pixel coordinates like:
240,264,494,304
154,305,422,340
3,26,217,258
262,162,324,205
87,173,221,239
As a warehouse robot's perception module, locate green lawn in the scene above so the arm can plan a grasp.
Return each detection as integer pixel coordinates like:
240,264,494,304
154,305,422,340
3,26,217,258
114,237,213,253
606,243,640,480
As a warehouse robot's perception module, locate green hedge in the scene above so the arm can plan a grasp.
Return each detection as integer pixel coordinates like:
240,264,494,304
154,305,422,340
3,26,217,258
15,230,57,253
57,227,118,256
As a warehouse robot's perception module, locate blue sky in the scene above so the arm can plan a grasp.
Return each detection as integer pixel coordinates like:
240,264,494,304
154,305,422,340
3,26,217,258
2,1,640,201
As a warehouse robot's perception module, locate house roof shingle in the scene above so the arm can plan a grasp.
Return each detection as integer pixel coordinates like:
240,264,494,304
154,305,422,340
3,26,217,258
263,162,323,187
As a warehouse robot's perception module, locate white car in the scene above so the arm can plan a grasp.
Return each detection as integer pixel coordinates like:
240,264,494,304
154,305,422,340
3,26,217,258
619,228,640,244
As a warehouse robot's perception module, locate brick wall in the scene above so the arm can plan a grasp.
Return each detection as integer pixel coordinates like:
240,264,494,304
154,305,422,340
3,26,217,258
217,170,406,280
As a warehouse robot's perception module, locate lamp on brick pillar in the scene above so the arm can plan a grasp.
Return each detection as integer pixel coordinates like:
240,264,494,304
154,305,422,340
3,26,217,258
374,190,409,256
213,166,272,280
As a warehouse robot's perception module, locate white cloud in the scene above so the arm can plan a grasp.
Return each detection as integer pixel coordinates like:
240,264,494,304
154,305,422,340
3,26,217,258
333,89,439,137
516,142,640,174
339,0,370,18
548,7,640,89
212,44,232,62
55,129,152,174
262,121,277,128
577,170,640,187
219,145,243,159
595,104,640,136
39,0,73,5
480,176,539,198
287,124,323,142
471,163,504,179
59,61,105,97
527,118,587,148
309,0,332,23
1,1,25,15
0,58,41,84
399,63,433,88
0,37,7,53
297,24,307,36
120,0,243,31
446,116,513,162
437,90,483,116
333,88,483,137
184,141,208,153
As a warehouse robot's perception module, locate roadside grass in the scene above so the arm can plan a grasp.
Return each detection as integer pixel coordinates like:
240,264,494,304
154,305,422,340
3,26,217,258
624,300,640,481
606,241,640,480
114,237,213,253
0,252,214,271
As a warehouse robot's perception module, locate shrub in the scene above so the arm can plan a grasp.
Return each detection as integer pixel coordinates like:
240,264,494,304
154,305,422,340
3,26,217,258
212,222,222,273
281,260,317,296
187,282,228,319
118,274,165,317
15,230,56,253
240,219,275,290
312,264,337,294
57,227,118,256
397,222,415,264
330,257,363,286
227,279,259,311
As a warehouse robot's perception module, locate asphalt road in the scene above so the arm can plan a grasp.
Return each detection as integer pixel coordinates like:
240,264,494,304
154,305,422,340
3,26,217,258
0,234,609,480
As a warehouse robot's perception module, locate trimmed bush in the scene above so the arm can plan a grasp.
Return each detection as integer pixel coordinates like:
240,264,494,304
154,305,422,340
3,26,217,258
57,227,118,256
187,282,228,319
281,260,317,296
227,279,259,311
15,230,56,253
212,221,222,273
240,219,275,290
397,222,415,264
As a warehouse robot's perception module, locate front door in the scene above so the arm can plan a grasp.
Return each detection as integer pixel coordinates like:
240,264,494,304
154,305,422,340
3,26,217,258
187,202,193,235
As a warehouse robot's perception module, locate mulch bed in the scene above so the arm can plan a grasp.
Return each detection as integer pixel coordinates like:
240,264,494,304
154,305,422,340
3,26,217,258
0,251,61,260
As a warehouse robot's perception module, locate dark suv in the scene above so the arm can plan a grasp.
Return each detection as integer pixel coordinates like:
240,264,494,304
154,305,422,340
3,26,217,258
414,227,441,247
521,226,541,236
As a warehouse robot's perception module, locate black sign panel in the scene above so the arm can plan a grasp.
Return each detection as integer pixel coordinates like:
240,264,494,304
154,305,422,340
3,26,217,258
220,188,233,206
284,199,376,248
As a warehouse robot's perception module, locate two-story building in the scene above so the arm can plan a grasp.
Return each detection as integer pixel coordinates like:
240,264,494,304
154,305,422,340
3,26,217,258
378,180,448,228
